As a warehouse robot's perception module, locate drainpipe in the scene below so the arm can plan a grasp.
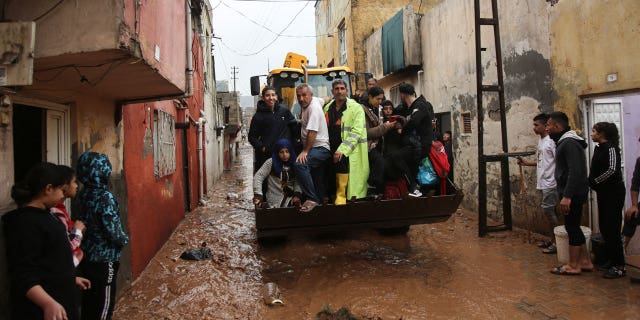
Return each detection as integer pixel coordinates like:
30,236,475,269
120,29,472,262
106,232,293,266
197,114,207,205
417,70,424,96
185,0,194,98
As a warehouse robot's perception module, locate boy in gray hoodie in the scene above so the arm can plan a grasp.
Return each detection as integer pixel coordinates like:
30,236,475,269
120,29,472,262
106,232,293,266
546,112,593,275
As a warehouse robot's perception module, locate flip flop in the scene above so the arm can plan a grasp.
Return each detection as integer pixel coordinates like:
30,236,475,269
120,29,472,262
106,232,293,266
537,241,552,248
550,265,581,276
299,200,319,213
542,244,557,254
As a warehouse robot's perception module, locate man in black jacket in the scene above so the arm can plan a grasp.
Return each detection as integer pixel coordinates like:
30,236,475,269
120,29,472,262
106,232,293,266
248,86,296,173
547,111,593,275
398,83,434,197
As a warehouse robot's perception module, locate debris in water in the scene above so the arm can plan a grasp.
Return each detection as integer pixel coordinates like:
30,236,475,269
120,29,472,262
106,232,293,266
226,192,239,200
316,305,383,320
179,247,212,261
261,282,284,306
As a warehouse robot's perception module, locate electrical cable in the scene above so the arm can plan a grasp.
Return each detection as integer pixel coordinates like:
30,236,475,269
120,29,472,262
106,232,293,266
219,1,311,56
33,0,65,21
220,0,335,38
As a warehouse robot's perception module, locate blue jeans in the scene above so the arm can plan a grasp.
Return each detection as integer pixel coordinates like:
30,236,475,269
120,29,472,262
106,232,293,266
294,146,331,203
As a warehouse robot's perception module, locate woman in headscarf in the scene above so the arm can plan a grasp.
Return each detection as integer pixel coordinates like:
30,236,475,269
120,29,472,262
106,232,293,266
253,138,301,208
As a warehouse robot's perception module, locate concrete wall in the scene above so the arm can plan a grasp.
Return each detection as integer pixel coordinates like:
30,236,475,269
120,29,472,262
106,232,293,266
420,0,553,230
315,0,440,88
550,0,640,126
419,0,640,233
5,0,121,57
364,5,422,80
6,0,187,93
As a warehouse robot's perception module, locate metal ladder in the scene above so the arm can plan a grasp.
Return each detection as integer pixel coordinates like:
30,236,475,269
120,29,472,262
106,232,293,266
474,0,512,237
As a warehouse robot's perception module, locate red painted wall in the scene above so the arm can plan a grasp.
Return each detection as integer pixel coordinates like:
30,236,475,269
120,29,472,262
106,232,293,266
183,35,205,210
123,101,187,277
123,0,186,91
121,21,206,278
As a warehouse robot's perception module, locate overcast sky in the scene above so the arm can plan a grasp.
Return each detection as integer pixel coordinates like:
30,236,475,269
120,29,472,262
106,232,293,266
210,0,317,96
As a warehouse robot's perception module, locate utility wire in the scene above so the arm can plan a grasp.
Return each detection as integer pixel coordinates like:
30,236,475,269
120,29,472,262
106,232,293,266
220,1,310,56
33,0,65,21
220,0,335,38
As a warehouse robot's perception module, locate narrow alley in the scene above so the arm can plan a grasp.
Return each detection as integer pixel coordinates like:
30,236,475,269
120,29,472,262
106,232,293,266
114,145,640,320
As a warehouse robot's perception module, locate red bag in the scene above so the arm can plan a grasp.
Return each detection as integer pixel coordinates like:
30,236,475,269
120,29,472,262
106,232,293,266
429,141,450,178
429,141,450,195
384,178,409,200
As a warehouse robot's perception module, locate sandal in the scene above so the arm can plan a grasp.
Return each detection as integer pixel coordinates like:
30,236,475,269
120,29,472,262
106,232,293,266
542,244,557,254
550,265,581,276
537,240,552,248
299,200,319,213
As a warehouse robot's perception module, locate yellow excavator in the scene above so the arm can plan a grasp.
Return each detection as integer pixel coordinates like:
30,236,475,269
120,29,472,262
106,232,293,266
250,52,356,111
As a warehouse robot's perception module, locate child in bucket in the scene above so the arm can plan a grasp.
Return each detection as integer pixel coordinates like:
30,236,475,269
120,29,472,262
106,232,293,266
76,152,129,319
253,138,302,208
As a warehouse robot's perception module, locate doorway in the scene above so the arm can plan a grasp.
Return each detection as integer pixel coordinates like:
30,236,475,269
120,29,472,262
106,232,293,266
583,93,640,232
11,99,70,183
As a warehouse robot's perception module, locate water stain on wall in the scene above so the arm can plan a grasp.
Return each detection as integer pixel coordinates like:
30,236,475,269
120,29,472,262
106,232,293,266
503,50,555,113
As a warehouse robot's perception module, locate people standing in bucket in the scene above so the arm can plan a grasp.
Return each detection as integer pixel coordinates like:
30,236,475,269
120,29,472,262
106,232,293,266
589,122,626,278
3,162,89,320
76,152,129,319
324,79,369,205
293,84,332,212
517,113,559,254
546,112,594,276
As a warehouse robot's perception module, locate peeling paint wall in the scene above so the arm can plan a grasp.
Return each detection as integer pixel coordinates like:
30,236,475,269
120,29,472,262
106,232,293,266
550,0,640,127
315,0,440,88
420,0,554,231
122,101,186,278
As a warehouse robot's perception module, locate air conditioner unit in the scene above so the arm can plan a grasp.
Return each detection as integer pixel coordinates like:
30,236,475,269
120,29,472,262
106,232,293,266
0,22,35,86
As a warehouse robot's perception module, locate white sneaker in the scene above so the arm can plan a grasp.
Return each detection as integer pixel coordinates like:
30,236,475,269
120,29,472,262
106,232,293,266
408,189,422,197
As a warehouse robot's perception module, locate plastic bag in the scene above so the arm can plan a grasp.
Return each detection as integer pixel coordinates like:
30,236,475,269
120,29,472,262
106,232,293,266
417,157,439,186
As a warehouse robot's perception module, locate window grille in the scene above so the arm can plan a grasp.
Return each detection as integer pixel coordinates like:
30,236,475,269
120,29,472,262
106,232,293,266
153,109,176,178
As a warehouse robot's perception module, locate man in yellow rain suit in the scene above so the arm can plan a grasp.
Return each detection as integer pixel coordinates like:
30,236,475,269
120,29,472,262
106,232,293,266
324,79,369,204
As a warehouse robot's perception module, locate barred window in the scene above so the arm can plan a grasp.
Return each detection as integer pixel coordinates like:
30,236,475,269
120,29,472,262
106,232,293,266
153,109,176,178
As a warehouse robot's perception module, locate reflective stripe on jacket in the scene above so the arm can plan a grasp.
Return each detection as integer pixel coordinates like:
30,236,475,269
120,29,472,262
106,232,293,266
324,98,369,199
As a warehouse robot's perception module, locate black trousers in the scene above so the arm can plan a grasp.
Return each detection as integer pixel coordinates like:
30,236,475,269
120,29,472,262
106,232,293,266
563,194,587,246
80,261,119,320
597,184,626,267
368,149,385,194
385,146,418,189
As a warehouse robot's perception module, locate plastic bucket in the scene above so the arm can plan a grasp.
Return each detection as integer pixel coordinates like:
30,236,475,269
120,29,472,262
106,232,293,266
554,226,592,264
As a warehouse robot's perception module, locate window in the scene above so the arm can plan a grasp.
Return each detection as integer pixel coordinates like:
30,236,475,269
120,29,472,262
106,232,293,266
461,112,472,134
153,109,176,178
389,82,405,106
224,106,230,124
338,19,347,66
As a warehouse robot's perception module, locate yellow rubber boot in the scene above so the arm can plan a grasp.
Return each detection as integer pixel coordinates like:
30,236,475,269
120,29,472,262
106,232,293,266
335,173,349,205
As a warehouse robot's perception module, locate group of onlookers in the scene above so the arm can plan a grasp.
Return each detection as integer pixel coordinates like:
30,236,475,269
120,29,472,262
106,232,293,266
3,152,128,319
519,112,638,279
249,79,449,213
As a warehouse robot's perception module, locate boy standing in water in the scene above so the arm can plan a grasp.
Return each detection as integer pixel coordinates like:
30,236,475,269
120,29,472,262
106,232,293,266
518,113,559,254
76,152,129,319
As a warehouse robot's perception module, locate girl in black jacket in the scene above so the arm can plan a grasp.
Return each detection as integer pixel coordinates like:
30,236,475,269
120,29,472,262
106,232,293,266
589,122,626,279
3,163,90,320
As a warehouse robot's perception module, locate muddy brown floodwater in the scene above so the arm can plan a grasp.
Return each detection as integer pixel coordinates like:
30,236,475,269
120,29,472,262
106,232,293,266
115,145,640,320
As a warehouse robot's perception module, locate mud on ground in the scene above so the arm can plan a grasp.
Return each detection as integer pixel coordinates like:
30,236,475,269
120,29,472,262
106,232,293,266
114,145,640,320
